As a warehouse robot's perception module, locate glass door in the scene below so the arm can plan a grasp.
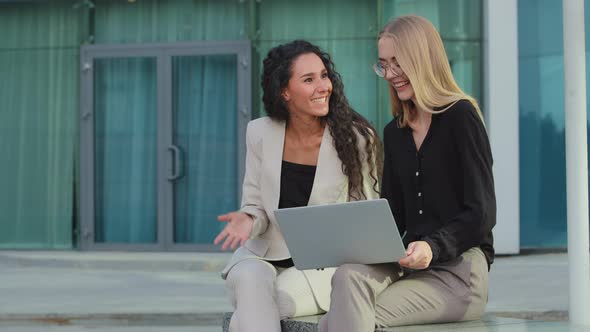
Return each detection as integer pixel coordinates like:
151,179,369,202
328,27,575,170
93,57,158,245
80,41,250,250
170,54,239,246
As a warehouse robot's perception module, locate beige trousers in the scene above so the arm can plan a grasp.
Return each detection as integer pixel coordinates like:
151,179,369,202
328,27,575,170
319,247,489,332
225,259,325,332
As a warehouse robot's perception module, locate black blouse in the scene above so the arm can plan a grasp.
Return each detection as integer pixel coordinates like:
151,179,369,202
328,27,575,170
381,100,496,269
274,160,317,268
278,160,317,209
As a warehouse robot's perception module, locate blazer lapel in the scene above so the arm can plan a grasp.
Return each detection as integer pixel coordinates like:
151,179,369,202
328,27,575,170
308,125,347,206
263,120,286,213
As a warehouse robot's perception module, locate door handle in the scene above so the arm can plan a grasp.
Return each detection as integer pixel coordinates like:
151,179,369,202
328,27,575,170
167,145,183,181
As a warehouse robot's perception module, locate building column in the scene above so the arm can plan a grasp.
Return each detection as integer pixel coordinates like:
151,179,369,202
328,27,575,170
483,0,520,254
563,0,590,325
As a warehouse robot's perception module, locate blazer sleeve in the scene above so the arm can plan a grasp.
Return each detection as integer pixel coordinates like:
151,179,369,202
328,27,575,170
422,104,496,263
240,121,269,238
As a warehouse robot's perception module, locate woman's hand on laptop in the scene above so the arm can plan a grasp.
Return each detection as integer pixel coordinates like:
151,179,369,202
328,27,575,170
214,212,254,250
398,241,433,270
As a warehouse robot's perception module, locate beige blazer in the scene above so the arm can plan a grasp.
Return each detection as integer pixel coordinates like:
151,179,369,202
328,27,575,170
221,117,379,310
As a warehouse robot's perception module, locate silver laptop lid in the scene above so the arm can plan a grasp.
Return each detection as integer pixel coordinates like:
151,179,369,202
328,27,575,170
273,199,406,270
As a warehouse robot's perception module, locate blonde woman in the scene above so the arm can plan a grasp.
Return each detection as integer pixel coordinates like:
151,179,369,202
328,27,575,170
320,16,496,331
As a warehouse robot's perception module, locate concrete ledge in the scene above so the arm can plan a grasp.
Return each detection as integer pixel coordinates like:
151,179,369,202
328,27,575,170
0,251,231,272
0,313,223,328
222,313,321,332
221,312,549,332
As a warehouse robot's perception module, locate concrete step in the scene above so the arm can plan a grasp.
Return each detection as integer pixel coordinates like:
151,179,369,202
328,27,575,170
220,312,570,332
0,251,231,272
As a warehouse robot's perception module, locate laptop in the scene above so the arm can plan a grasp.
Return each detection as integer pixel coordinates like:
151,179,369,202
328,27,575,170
273,199,407,270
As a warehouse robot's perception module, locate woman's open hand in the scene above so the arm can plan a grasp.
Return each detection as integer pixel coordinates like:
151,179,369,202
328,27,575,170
398,241,433,270
214,212,254,250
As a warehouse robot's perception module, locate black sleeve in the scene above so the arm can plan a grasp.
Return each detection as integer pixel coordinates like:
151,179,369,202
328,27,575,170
422,103,496,263
381,122,407,237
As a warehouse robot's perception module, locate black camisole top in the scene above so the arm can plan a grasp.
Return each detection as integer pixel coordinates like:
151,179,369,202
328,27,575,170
273,160,317,268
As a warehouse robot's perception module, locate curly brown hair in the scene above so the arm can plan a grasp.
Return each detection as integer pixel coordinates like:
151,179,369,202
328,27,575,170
261,40,383,199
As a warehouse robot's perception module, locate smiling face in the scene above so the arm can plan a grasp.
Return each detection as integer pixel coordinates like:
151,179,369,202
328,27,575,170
378,37,415,102
282,53,332,119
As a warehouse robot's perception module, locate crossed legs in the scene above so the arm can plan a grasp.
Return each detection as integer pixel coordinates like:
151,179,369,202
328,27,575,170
320,247,488,332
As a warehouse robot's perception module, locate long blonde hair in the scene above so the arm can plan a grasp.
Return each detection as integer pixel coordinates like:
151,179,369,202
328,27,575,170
379,15,483,127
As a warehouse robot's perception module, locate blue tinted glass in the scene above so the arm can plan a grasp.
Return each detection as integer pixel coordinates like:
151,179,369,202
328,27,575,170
94,57,158,244
172,55,238,244
518,0,569,247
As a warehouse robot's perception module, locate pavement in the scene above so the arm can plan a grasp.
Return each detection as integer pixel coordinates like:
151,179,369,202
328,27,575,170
0,250,583,331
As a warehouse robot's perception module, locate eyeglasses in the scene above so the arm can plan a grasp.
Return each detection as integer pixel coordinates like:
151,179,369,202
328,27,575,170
373,61,403,78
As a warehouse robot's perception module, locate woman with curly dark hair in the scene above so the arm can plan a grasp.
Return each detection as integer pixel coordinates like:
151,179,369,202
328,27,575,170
213,40,382,332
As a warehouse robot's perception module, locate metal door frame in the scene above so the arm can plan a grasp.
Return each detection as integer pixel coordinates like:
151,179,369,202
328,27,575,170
80,41,251,251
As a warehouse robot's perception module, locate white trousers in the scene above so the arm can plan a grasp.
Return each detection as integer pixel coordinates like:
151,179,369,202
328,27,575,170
225,259,325,332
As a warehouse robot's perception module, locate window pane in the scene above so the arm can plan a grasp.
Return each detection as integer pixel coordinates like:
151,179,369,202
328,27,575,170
172,54,238,244
94,57,158,244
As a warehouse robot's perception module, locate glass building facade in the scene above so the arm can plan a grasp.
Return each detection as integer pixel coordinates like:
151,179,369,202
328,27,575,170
1,0,582,251
518,0,590,247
